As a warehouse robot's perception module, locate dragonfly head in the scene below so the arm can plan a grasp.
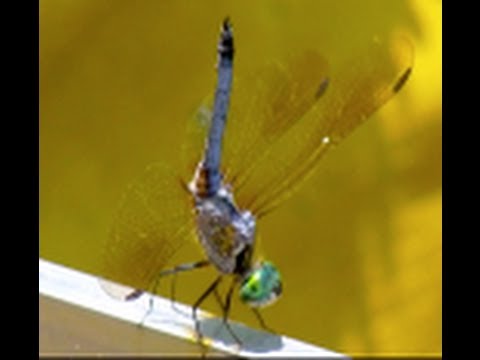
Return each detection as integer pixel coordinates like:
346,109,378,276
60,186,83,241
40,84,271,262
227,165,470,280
239,261,282,308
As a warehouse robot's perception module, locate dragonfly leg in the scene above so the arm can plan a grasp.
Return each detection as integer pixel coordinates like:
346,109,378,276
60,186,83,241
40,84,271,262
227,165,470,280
158,259,211,278
138,293,155,327
138,260,210,325
221,279,243,345
251,307,277,334
211,280,242,346
170,272,180,313
192,275,222,344
160,260,211,314
136,278,159,327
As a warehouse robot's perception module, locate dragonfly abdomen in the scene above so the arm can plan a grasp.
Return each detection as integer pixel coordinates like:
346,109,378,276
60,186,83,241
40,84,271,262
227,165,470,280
203,19,234,197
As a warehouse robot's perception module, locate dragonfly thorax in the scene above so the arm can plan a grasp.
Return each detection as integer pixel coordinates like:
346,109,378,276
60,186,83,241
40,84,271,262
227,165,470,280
191,178,256,275
190,164,282,308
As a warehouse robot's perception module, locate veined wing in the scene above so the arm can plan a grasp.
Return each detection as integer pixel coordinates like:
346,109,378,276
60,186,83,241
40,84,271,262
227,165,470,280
182,99,213,181
101,163,195,299
181,52,329,193
227,34,414,217
222,51,330,192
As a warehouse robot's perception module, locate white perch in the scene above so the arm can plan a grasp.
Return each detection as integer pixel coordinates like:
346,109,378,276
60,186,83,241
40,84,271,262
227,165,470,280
39,258,349,358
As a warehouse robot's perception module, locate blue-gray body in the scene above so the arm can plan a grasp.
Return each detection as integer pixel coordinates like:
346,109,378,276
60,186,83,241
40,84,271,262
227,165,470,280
189,20,257,277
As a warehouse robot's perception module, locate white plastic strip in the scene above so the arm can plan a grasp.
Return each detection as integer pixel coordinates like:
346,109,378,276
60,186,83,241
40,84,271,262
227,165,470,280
39,258,348,358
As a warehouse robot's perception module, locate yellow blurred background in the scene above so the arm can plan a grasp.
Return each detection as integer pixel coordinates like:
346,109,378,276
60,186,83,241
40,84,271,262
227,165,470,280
40,0,441,356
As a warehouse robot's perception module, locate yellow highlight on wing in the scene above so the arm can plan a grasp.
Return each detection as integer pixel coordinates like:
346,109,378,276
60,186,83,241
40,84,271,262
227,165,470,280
102,163,195,295
219,35,414,217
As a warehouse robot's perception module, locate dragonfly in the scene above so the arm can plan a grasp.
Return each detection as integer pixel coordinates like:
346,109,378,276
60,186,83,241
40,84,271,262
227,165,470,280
101,18,413,345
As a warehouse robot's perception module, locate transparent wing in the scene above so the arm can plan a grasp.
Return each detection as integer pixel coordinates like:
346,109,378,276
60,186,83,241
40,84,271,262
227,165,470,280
223,52,330,193
181,52,329,190
181,98,213,182
101,163,195,299
227,35,414,217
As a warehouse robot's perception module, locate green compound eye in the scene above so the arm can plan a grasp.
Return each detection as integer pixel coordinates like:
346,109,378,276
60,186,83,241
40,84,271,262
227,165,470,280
239,261,282,308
